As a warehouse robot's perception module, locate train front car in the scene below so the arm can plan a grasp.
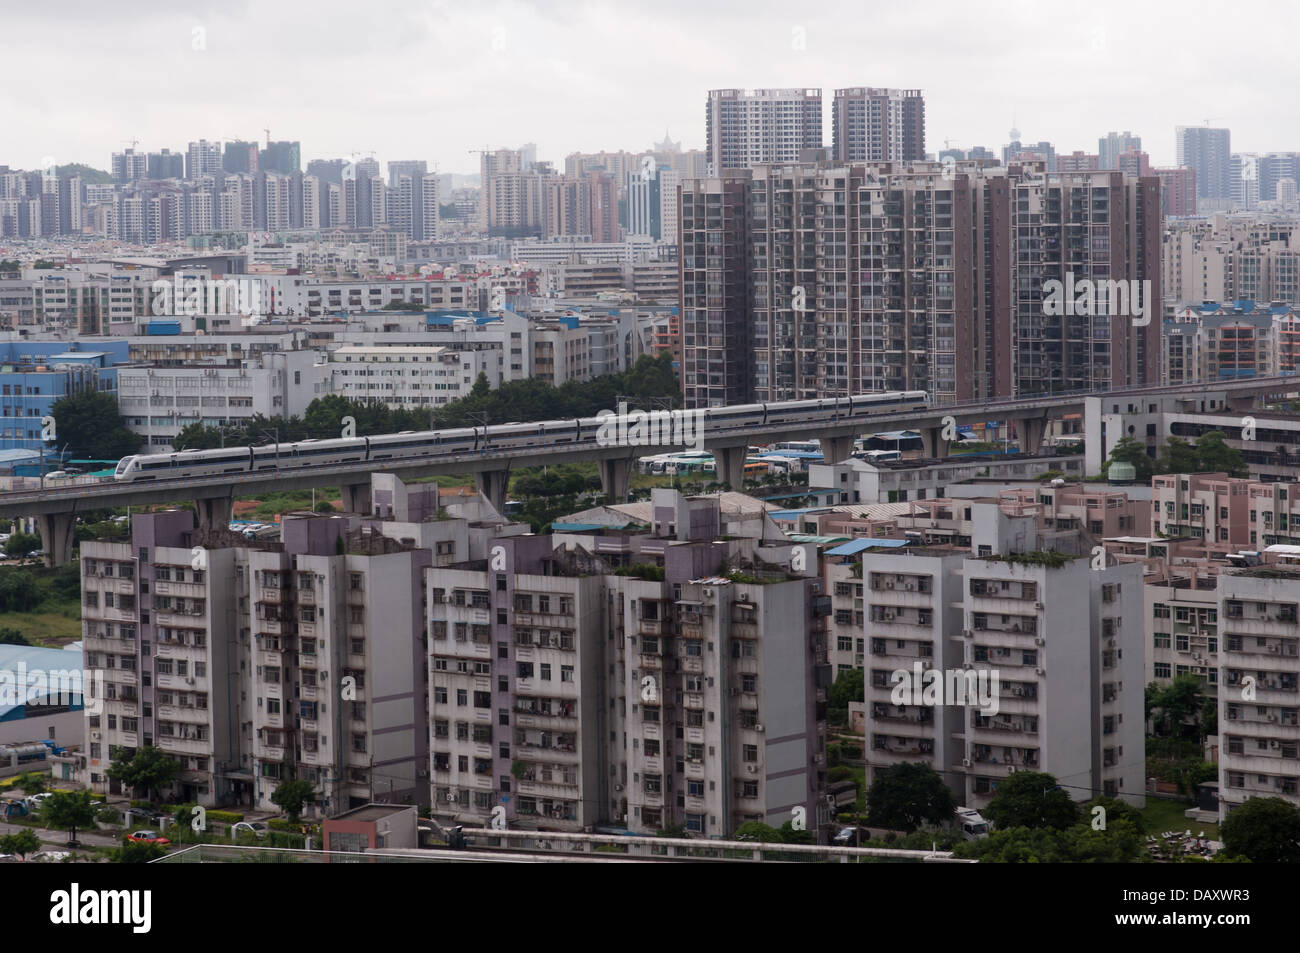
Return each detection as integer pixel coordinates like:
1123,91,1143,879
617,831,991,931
114,456,141,481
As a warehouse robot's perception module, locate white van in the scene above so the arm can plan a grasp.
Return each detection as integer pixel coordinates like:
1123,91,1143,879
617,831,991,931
955,806,990,840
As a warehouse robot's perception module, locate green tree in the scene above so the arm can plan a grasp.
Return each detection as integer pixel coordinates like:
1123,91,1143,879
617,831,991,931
954,820,1146,863
866,763,957,833
827,668,863,726
40,790,97,846
0,570,40,610
3,532,41,560
14,771,46,793
1220,796,1300,863
734,821,784,842
105,745,179,802
778,820,814,844
1192,430,1248,477
270,778,318,823
48,389,140,460
173,422,227,450
1103,435,1154,481
1148,674,1209,740
982,771,1079,831
0,828,41,860
1155,435,1199,475
0,627,30,645
111,838,167,863
470,371,492,399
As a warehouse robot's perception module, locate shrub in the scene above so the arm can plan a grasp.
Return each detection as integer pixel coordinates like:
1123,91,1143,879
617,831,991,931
95,806,122,824
207,809,245,824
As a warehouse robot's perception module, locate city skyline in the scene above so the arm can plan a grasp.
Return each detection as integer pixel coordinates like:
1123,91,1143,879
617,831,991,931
4,0,1300,174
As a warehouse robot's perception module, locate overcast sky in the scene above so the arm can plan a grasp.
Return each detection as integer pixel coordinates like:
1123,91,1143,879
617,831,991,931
4,0,1297,175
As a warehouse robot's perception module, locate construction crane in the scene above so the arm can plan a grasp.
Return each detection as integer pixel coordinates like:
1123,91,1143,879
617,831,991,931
122,138,140,151
263,127,271,148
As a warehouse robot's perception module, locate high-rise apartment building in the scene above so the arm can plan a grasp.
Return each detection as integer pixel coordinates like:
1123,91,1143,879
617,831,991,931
679,171,751,407
1176,126,1232,204
681,160,1161,407
186,140,223,180
1218,569,1300,817
82,507,432,812
831,88,925,162
706,88,823,174
111,149,148,183
223,140,260,175
1156,166,1197,217
147,149,185,180
260,140,301,175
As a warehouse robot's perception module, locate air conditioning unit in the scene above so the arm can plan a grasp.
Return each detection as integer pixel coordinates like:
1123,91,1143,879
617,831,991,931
91,731,101,741
885,581,895,589
754,723,765,733
614,784,624,792
1035,667,1045,676
963,629,974,638
1007,766,1017,774
1188,628,1199,636
703,588,714,599
1034,637,1045,646
185,677,195,685
962,758,972,768
1034,602,1043,610
963,661,974,670
746,764,758,774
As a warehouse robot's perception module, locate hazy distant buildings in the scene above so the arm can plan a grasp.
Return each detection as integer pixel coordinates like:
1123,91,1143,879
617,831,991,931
1099,131,1142,169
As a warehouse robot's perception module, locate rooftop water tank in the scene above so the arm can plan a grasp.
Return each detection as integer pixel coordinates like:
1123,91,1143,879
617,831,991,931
1109,461,1138,484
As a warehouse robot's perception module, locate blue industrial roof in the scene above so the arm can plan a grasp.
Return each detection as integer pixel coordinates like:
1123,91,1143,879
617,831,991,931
825,538,912,556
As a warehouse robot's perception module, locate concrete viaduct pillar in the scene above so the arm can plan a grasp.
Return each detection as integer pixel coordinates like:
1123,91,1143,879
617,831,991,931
1018,416,1049,455
36,512,77,568
920,426,951,460
193,496,234,532
339,481,373,516
713,446,747,490
598,457,633,503
474,470,510,516
821,435,856,465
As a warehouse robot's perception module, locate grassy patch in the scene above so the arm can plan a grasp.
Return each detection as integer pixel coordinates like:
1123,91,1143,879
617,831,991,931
0,610,81,646
1141,795,1218,840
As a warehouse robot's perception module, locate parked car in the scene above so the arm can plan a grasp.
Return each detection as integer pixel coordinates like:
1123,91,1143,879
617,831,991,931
126,830,170,846
832,826,868,847
231,821,269,839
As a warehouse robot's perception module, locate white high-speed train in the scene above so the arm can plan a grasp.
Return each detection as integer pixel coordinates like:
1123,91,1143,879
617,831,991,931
112,391,929,482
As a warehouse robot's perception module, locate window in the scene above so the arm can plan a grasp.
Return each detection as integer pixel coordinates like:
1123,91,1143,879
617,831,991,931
742,744,758,763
